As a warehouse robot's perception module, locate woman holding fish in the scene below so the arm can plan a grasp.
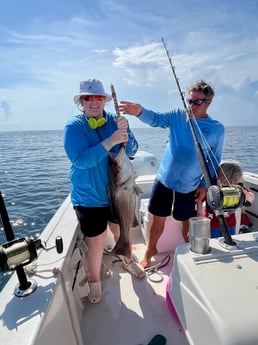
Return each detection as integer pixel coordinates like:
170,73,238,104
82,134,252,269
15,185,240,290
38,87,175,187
64,79,145,304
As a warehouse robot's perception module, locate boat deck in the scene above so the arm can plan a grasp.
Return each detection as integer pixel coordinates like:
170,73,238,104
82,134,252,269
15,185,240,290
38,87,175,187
81,227,189,345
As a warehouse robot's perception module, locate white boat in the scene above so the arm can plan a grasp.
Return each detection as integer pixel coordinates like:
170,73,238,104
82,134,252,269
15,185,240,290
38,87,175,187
0,151,258,345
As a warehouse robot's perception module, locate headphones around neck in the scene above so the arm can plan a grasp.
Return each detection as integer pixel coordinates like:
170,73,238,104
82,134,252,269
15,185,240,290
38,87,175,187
87,117,106,129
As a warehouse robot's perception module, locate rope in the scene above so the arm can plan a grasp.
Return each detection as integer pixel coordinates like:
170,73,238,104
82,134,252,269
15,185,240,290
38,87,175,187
144,254,171,282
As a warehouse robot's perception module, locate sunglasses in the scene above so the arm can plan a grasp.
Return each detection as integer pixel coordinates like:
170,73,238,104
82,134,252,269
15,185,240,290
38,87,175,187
188,98,208,106
82,95,105,102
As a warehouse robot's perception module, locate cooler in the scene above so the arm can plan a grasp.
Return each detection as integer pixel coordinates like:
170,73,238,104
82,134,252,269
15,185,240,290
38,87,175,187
140,199,184,253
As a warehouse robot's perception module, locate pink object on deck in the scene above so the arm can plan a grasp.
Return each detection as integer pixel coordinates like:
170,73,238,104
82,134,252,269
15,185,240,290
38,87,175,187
166,275,180,324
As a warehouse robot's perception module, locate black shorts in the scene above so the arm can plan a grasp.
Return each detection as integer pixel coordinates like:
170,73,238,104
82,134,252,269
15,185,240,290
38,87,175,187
148,180,197,221
74,206,117,237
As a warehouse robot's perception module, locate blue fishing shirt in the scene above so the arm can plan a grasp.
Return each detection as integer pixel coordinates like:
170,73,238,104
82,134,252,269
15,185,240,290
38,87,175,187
64,112,138,207
139,108,225,193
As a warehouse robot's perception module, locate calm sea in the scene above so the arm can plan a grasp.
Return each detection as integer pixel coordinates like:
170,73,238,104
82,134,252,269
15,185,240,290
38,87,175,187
0,126,258,291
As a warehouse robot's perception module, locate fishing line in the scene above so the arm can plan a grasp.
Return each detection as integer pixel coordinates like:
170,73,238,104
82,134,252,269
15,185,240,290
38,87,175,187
162,37,216,187
161,38,244,247
161,39,225,185
190,116,221,181
162,38,243,199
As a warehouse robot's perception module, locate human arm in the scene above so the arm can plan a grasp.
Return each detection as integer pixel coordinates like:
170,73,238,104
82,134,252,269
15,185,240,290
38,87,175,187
120,101,183,129
118,101,143,116
195,186,207,206
102,115,129,150
102,115,138,156
64,122,109,169
64,114,127,167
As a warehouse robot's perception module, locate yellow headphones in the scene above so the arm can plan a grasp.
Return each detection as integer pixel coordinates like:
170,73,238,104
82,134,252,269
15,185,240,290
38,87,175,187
87,117,106,129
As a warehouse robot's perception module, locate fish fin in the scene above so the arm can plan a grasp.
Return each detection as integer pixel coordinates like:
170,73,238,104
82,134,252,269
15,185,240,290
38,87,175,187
135,185,143,195
132,215,139,228
132,208,141,228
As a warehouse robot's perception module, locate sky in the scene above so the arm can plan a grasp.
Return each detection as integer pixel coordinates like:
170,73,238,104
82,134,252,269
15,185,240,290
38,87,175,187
0,0,258,131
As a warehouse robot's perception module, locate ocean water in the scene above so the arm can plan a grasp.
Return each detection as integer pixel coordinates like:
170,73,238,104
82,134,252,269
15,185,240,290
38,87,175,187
0,126,258,291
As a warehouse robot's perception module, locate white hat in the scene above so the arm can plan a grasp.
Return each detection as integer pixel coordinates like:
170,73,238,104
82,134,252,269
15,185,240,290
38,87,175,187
74,79,112,104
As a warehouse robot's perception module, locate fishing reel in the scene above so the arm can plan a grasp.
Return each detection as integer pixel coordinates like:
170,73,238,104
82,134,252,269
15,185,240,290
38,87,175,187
206,184,245,212
0,235,63,273
206,185,246,248
0,235,63,297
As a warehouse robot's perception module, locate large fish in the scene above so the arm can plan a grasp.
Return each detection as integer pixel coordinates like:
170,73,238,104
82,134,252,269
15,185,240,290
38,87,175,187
109,147,142,258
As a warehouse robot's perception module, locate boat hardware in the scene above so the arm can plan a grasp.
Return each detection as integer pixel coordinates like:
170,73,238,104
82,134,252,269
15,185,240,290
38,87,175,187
0,190,63,297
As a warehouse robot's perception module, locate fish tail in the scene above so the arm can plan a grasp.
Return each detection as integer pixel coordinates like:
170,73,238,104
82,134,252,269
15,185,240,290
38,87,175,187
111,241,131,258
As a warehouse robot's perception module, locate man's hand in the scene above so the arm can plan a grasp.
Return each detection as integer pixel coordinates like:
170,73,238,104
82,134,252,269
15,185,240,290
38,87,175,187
118,101,143,116
195,186,207,204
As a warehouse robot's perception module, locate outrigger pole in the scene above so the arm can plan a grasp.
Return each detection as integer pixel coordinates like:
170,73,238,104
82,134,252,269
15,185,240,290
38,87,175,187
161,38,242,247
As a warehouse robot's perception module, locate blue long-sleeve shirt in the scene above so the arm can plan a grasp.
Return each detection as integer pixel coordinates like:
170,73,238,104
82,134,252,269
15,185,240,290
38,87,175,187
139,108,224,193
64,112,138,207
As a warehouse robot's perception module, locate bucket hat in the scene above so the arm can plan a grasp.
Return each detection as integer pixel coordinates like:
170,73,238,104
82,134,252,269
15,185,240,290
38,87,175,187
74,79,112,104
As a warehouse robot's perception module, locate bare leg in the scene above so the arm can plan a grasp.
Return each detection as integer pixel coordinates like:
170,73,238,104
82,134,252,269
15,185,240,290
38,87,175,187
85,230,107,282
140,215,166,268
182,220,189,242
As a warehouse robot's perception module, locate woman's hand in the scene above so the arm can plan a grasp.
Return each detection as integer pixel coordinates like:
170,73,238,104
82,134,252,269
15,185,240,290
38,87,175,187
116,115,128,130
110,129,128,145
118,101,143,116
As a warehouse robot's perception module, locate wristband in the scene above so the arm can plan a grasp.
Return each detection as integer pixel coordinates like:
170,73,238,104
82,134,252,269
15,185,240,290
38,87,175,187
105,138,113,151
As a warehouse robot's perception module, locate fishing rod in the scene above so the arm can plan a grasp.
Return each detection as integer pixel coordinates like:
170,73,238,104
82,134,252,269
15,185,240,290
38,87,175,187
0,190,63,296
161,37,213,188
0,191,15,241
161,38,245,246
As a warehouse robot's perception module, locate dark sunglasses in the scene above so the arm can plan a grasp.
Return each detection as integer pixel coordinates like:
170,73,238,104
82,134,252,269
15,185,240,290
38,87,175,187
82,95,105,102
188,98,208,106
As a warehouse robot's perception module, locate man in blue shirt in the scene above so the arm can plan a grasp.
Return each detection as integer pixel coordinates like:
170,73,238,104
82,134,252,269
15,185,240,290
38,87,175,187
119,80,225,268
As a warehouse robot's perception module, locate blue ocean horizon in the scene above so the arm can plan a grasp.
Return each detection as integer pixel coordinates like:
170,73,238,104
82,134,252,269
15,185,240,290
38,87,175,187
0,126,258,291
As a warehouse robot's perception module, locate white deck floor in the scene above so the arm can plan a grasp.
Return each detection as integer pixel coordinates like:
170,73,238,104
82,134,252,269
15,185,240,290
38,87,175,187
81,227,189,345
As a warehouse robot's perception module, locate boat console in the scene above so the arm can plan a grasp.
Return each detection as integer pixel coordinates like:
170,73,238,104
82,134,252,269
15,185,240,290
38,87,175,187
167,171,258,345
168,231,258,345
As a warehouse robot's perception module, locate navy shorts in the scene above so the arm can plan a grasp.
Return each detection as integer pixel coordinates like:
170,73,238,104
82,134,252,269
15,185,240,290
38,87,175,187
74,206,117,237
148,180,197,221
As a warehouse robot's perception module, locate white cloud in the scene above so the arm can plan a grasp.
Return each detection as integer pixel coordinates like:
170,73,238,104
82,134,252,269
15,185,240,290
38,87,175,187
0,0,258,130
113,43,164,67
